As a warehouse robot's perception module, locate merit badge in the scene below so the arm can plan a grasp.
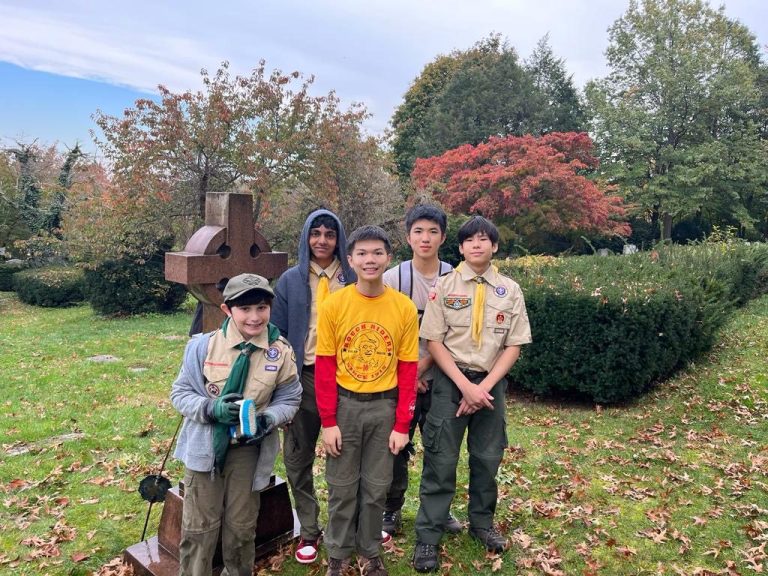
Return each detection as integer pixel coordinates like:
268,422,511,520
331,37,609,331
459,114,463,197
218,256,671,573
265,347,281,361
265,365,278,372
495,285,507,297
496,313,505,324
444,296,471,310
207,383,221,396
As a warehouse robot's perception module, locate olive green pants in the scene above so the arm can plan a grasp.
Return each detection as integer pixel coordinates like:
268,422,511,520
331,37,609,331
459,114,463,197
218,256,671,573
178,444,261,576
414,369,507,545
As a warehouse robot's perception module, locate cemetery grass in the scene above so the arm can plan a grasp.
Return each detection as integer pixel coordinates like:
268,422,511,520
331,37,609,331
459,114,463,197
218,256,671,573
0,292,765,575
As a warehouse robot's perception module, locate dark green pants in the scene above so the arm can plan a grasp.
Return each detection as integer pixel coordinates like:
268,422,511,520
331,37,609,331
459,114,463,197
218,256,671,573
414,368,507,545
283,366,323,540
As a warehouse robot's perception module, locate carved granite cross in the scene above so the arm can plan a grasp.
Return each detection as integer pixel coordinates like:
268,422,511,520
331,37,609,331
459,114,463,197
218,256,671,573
165,192,287,332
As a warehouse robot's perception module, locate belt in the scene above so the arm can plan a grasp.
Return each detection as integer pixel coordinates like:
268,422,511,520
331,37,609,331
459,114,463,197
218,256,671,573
460,368,488,380
337,387,398,401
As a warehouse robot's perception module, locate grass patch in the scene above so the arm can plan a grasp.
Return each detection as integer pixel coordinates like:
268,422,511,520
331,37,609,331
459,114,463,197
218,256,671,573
0,291,766,575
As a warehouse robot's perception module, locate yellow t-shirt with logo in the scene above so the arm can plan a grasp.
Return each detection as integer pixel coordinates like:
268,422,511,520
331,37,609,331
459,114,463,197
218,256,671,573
316,285,419,393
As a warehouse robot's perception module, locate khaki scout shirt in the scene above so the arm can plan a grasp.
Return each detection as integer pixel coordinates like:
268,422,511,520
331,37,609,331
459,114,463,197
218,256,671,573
203,320,298,411
420,265,532,373
305,258,344,365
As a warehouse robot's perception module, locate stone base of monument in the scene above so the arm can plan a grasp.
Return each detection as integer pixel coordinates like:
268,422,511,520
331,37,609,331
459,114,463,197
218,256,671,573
124,476,298,576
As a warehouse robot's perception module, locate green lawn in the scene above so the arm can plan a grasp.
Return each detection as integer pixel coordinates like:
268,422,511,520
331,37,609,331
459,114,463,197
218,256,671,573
0,292,766,575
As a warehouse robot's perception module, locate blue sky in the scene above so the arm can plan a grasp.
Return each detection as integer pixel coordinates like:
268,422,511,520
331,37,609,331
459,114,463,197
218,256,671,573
1,0,766,155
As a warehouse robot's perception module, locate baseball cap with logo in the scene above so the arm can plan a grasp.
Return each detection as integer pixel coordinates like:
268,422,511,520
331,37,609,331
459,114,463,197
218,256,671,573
222,274,275,302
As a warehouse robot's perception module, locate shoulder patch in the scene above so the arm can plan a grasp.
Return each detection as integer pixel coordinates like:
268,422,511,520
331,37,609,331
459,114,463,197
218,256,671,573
265,347,281,361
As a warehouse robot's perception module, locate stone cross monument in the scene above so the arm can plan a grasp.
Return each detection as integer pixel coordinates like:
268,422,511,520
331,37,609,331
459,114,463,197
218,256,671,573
165,191,287,332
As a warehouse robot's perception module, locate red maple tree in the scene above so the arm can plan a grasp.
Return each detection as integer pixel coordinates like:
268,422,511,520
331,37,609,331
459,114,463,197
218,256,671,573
412,132,630,239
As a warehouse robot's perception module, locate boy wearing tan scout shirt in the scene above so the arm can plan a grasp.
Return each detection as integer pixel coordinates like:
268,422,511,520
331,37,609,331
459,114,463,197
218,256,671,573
171,274,302,576
412,216,532,573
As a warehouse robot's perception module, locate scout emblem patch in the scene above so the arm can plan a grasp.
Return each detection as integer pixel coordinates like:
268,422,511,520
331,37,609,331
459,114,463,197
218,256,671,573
444,296,471,310
495,286,507,297
265,347,281,361
207,383,221,396
496,313,505,324
337,272,346,283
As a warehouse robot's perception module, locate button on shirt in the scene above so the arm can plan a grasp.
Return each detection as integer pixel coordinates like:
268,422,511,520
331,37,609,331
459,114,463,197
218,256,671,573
420,266,532,373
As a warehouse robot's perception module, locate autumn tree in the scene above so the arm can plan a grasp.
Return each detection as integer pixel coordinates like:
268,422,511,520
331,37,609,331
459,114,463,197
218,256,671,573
88,61,371,257
586,0,768,241
412,132,630,253
391,34,587,179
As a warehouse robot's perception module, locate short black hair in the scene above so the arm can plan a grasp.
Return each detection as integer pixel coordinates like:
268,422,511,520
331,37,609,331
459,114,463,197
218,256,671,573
224,291,273,309
347,225,392,254
309,213,339,232
457,216,499,244
405,204,447,234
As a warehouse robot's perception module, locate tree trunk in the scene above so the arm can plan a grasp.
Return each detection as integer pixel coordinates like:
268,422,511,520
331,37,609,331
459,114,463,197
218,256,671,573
661,212,673,242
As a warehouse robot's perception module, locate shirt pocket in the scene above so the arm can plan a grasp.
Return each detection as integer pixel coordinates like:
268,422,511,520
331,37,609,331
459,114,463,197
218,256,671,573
485,301,514,332
203,365,231,397
444,304,471,328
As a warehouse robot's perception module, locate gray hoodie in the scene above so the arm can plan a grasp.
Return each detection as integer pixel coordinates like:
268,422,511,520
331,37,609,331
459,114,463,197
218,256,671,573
170,332,301,490
271,209,356,368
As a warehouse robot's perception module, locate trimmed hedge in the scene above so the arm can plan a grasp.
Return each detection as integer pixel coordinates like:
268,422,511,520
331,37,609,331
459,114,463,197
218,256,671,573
12,266,86,307
83,236,186,316
501,242,768,403
0,261,26,291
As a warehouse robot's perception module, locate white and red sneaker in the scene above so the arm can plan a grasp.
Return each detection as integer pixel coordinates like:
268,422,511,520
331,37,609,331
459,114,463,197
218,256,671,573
381,530,392,546
295,537,319,564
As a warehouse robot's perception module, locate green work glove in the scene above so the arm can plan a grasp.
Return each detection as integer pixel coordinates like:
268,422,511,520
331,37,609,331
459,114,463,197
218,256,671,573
211,392,242,424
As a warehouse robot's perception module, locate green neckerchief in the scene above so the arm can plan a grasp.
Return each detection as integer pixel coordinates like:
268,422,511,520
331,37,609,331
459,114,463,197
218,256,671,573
212,318,281,472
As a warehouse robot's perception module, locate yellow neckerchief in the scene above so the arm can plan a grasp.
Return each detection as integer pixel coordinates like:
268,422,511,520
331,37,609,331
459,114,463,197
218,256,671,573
311,259,339,307
457,262,497,347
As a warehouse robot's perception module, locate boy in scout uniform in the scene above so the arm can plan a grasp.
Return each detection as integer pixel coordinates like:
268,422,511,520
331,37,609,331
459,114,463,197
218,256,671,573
411,216,531,573
171,274,302,576
272,209,356,565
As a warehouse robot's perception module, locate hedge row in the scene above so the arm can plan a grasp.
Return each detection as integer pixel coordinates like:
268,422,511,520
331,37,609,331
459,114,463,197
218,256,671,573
501,242,768,403
0,261,25,291
13,266,86,307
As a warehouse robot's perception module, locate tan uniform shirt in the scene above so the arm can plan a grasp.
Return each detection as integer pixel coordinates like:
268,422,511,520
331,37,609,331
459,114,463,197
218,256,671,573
420,265,532,373
304,258,344,365
203,320,298,411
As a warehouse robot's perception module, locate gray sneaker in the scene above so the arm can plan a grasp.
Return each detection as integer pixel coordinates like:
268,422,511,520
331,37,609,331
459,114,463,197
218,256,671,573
325,556,351,576
445,512,463,534
358,555,388,576
469,525,508,553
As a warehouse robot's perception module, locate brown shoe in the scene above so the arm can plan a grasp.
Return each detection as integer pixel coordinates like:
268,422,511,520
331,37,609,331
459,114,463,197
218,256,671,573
357,555,388,576
326,556,351,576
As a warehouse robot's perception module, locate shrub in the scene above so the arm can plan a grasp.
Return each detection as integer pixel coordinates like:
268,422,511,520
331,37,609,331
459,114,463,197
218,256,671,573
83,234,187,316
0,260,26,291
12,266,85,307
501,242,768,403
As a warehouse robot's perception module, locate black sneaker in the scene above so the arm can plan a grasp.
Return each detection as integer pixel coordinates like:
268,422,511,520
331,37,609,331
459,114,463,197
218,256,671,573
412,541,439,573
325,556,351,576
469,525,508,553
382,509,402,535
445,512,463,534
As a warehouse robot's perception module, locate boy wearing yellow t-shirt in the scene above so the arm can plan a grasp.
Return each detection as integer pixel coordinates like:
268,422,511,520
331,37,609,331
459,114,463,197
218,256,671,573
315,225,419,576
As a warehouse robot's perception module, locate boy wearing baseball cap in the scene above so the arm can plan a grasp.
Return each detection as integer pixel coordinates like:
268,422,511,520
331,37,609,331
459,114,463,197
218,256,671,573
171,273,302,576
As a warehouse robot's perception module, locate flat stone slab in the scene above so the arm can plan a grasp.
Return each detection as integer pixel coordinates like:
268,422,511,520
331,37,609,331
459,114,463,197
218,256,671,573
87,355,120,363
